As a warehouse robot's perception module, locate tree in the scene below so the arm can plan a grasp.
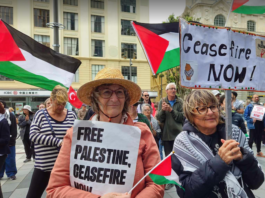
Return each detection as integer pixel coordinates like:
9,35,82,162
161,13,200,98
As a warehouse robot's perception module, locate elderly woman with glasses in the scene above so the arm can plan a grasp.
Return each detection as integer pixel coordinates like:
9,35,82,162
174,90,264,198
46,68,164,198
142,103,161,148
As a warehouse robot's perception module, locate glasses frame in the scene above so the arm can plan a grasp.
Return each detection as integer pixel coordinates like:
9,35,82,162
97,88,126,99
195,105,219,115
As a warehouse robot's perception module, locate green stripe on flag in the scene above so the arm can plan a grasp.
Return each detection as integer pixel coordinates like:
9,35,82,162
156,48,180,74
149,173,185,191
0,61,66,91
233,5,265,14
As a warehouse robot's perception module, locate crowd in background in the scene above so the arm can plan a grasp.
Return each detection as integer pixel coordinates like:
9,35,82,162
0,80,264,197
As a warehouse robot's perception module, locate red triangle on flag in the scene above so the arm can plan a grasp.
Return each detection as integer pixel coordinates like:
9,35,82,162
68,86,83,108
151,155,172,176
132,22,169,74
0,20,25,61
232,0,249,11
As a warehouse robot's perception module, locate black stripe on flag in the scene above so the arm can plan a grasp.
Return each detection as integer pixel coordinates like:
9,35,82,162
3,20,81,74
133,21,179,35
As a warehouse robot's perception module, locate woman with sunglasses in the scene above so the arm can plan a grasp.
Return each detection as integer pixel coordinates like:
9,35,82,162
46,68,164,198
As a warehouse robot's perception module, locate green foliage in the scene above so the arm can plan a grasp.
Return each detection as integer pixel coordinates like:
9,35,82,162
163,13,201,23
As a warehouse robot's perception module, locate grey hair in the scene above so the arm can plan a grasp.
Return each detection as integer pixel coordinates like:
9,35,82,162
141,103,153,114
166,83,176,90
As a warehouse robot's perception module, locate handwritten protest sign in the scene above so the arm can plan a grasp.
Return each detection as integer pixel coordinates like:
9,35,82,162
250,105,265,121
180,18,265,91
70,120,141,196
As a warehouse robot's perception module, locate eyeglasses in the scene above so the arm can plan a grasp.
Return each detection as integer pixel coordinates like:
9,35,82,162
144,109,151,112
167,88,176,91
195,105,219,114
144,95,149,97
98,88,126,99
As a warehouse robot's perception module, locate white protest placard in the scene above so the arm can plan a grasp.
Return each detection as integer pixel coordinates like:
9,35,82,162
250,105,265,121
180,18,265,91
70,120,141,196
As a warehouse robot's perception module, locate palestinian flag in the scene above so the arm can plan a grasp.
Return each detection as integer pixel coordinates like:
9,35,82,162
131,21,179,74
232,0,265,14
0,19,81,91
149,152,184,190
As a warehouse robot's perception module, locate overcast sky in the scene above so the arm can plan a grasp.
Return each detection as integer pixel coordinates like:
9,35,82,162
149,0,186,23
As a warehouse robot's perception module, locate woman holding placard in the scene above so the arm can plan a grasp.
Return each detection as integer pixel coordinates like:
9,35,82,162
46,68,164,198
174,90,264,198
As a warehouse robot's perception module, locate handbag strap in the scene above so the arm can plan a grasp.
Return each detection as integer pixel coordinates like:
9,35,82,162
42,109,56,138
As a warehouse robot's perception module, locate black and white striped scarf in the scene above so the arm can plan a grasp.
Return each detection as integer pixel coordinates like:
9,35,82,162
174,125,257,198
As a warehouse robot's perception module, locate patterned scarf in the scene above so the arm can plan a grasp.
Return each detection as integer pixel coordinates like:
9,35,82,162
174,125,257,198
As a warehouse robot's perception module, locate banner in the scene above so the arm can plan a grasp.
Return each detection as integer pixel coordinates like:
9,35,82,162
180,19,265,91
70,120,141,196
250,105,265,121
15,103,23,114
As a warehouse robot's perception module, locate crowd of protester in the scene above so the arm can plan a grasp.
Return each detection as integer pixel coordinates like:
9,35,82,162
0,70,264,197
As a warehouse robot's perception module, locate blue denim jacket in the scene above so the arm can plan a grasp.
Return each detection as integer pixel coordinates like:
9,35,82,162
244,103,265,130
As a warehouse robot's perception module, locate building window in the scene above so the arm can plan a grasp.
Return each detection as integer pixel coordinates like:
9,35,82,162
92,65,105,80
63,0,78,6
247,20,256,32
34,9,49,27
0,6,13,25
121,0,136,13
73,69,79,82
214,14,226,27
0,75,13,81
91,15,104,33
64,38,79,56
34,0,49,2
64,12,78,30
122,66,137,83
92,40,105,57
34,35,50,47
121,43,137,59
91,0,104,9
121,19,135,36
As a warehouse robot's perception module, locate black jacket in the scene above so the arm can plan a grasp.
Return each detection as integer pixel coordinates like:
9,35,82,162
232,111,247,134
83,108,95,120
0,118,10,155
9,112,17,146
176,121,264,198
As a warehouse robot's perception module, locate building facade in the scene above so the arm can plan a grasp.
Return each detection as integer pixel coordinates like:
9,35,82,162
0,0,152,112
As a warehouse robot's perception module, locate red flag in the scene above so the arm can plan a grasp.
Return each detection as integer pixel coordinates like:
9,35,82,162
68,86,82,108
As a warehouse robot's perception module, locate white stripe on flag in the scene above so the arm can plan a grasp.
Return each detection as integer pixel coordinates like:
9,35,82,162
11,49,74,87
245,0,265,6
164,168,180,183
159,32,179,52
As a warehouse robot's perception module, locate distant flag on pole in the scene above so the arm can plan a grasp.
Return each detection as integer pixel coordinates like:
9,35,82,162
0,19,81,91
131,21,180,74
232,0,265,14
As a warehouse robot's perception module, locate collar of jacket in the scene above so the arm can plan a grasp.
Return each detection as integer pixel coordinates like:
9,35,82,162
165,95,179,103
183,120,226,140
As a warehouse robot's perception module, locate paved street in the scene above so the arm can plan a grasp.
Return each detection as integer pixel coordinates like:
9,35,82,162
2,139,265,198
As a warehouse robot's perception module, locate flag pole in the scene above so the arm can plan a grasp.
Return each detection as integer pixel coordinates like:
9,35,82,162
223,0,234,139
128,152,174,194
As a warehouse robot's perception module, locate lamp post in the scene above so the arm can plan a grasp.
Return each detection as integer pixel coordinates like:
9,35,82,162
46,0,64,53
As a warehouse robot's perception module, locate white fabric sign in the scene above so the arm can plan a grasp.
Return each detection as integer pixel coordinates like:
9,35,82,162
70,120,141,196
180,19,265,91
250,105,265,121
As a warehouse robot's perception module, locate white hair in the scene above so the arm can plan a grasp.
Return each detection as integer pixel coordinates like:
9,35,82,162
166,83,176,90
141,103,153,114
